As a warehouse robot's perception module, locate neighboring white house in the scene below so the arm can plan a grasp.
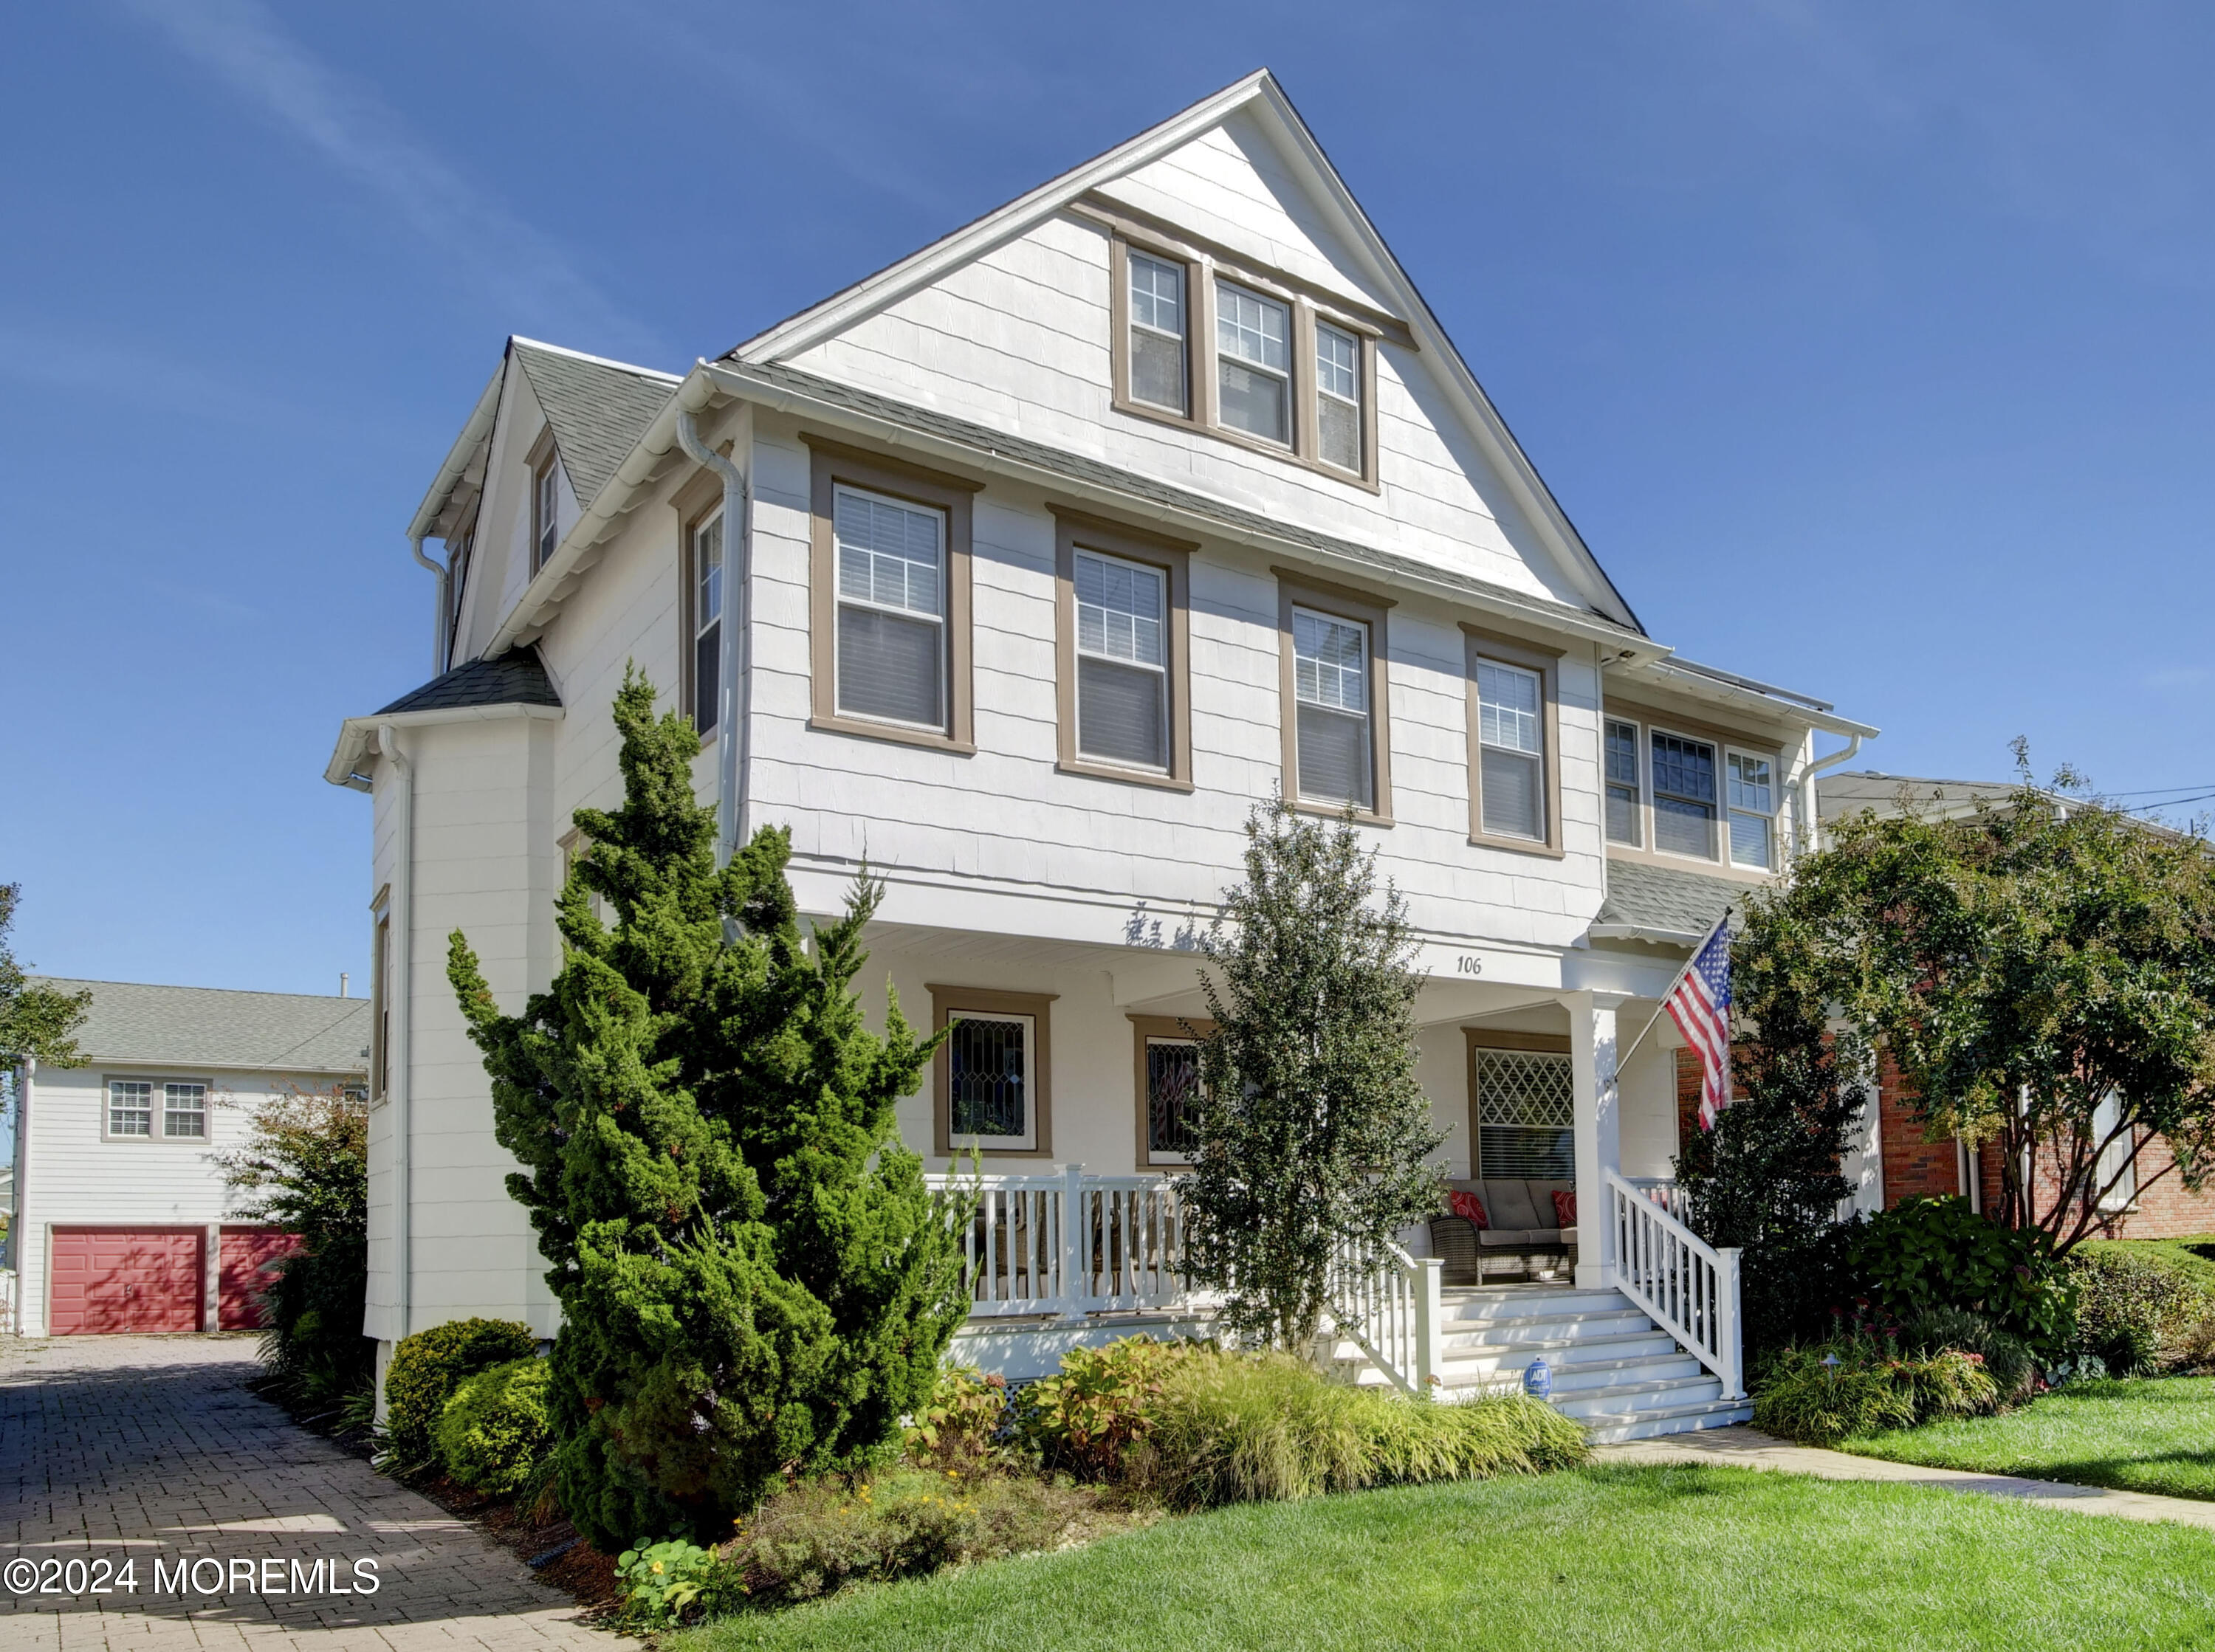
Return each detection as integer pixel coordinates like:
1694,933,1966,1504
5,980,369,1336
325,71,1875,1436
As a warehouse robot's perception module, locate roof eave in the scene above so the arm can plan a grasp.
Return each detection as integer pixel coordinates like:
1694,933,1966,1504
407,357,508,542
323,701,566,790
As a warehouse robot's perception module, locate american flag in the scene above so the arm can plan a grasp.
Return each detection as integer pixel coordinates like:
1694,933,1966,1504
1666,915,1734,1129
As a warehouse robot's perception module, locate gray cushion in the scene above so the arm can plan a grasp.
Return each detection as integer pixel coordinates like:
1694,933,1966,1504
1478,1227,1565,1248
1480,1180,1543,1229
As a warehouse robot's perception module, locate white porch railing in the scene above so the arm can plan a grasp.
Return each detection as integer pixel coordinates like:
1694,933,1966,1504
0,1268,15,1332
925,1165,1187,1319
1605,1169,1743,1399
1621,1176,1692,1224
1325,1234,1442,1397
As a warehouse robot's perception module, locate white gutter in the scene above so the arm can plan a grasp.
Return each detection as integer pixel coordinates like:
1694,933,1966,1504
325,703,563,792
675,393,752,864
377,722,416,1342
409,531,451,678
1798,733,1865,859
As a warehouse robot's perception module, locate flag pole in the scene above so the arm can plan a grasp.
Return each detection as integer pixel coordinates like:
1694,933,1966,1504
1614,906,1733,1073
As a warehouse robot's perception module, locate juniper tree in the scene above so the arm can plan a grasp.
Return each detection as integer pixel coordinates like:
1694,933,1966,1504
449,670,967,1548
1179,798,1443,1352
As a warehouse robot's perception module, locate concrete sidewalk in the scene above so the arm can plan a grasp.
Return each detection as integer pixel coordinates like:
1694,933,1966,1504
1593,1424,2215,1530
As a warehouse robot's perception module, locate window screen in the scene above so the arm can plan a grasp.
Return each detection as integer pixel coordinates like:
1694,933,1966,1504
1293,608,1370,808
1075,550,1167,769
1316,323,1361,472
1651,732,1718,859
1474,1049,1575,1180
109,1080,152,1138
947,1013,1033,1146
834,486,946,727
693,514,723,734
163,1082,206,1140
1127,252,1188,413
1217,281,1291,444
1145,1037,1203,1160
1476,660,1543,840
1727,751,1774,869
1604,719,1641,846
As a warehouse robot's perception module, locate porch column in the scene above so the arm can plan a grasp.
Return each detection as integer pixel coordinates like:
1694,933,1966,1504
1570,991,1629,1290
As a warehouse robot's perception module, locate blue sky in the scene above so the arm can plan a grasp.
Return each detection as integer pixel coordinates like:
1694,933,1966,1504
3,1,2211,996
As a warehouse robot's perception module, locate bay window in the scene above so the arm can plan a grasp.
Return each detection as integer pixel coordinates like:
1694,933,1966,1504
1652,731,1720,860
1605,719,1643,846
1727,751,1776,869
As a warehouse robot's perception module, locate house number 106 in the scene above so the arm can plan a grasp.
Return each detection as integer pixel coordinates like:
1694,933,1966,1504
1456,955,1484,976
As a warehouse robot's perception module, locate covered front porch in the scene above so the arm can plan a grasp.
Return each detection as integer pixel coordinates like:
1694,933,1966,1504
846,915,1744,1425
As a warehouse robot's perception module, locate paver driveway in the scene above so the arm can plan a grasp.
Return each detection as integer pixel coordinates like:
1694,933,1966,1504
1,1335,626,1651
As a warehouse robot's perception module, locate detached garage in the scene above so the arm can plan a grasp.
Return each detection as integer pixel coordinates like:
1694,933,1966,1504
5,978,368,1337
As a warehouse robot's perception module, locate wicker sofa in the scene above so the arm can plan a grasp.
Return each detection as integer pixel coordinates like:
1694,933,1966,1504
1428,1177,1576,1285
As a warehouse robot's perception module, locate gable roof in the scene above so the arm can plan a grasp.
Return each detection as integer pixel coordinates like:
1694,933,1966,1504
374,646,561,716
510,340,679,511
31,979,371,1074
729,69,1643,635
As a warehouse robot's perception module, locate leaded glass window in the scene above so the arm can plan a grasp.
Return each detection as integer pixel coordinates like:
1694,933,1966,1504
1145,1037,1202,1162
947,1013,1035,1149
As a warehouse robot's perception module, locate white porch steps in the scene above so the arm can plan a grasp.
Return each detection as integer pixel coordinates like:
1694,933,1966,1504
1337,1283,1752,1445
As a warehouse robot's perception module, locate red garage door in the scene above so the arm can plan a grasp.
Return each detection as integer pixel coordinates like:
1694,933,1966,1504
219,1228,301,1329
49,1228,204,1334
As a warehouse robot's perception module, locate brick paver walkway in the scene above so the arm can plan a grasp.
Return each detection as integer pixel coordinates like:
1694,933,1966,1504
1,1335,627,1650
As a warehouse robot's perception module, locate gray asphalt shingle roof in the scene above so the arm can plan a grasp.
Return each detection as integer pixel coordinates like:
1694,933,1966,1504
30,979,371,1073
513,343,675,510
733,360,1645,641
375,647,561,716
1595,860,1745,942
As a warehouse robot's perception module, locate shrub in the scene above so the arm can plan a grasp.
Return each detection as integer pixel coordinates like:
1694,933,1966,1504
434,1357,553,1496
1898,1306,2035,1403
1138,1349,1586,1507
1015,1338,1189,1480
2072,1247,2205,1376
904,1367,1009,1470
727,1469,1090,1608
383,1318,538,1471
1848,1196,2075,1354
1753,1334,2002,1446
615,1537,744,1629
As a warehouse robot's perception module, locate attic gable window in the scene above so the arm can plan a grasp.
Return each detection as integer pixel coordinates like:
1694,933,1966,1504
1104,220,1383,489
529,433,565,574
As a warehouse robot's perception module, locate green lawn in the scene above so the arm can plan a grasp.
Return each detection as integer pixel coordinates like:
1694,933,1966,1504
675,1465,2215,1651
1843,1375,2215,1501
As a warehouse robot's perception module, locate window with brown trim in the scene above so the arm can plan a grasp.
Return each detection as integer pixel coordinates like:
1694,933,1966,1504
1277,570,1392,821
1051,508,1194,789
1600,698,1791,880
1463,627,1565,856
1105,225,1381,489
1129,1014,1214,1168
1463,1028,1574,1183
930,985,1055,1159
805,436,979,753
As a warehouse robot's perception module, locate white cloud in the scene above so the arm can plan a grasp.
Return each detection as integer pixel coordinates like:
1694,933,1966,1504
121,0,664,359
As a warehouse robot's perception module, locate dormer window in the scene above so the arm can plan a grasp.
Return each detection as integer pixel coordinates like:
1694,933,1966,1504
1102,217,1384,488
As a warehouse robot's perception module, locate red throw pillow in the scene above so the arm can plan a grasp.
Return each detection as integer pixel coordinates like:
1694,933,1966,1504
1448,1190,1488,1229
1551,1190,1579,1228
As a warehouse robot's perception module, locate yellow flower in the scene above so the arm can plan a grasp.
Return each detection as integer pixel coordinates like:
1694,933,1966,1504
650,1562,665,1575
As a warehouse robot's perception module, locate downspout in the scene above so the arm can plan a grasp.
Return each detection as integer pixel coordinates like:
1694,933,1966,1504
1798,733,1863,860
675,397,751,864
377,722,416,1340
411,533,452,678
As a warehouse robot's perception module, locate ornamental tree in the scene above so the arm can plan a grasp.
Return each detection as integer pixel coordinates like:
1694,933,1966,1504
1673,889,1868,1353
1768,747,2215,1254
1179,797,1443,1352
449,669,968,1548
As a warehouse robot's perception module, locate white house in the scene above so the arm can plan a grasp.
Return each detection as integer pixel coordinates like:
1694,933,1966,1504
324,72,1875,1439
5,980,369,1336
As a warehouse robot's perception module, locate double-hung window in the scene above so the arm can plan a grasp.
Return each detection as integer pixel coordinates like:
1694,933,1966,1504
1291,607,1372,809
1316,322,1363,473
1474,660,1545,841
531,448,563,573
163,1083,206,1139
108,1080,152,1138
1604,719,1642,846
1651,731,1720,860
1074,550,1168,770
107,1078,205,1140
1471,1047,1575,1180
1216,281,1291,445
2092,1091,2137,1211
834,485,946,729
690,513,724,735
1727,751,1776,869
1127,252,1189,414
